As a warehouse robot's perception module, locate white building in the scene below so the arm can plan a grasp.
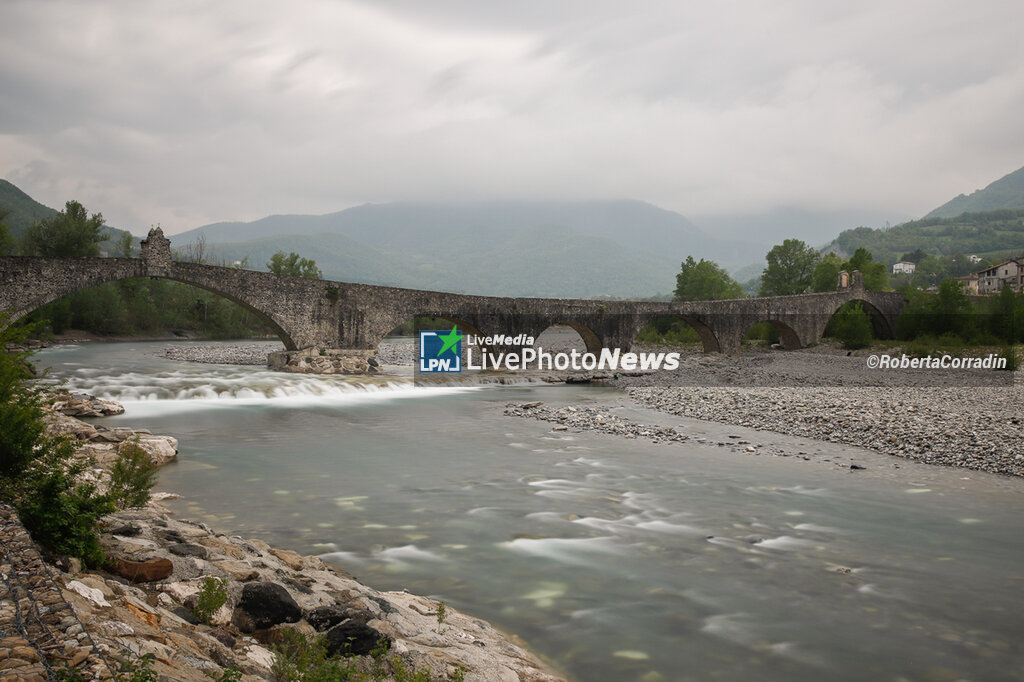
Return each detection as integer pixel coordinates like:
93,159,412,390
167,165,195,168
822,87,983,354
892,261,916,275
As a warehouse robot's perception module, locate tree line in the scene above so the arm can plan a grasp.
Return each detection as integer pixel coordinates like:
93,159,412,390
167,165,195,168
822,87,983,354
656,236,1021,354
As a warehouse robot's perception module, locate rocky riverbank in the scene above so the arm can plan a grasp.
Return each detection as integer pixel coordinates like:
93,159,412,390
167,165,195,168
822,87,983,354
8,397,565,681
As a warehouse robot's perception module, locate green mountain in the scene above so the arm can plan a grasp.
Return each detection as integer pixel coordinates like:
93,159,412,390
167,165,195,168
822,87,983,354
203,223,681,298
829,209,1024,265
824,166,1024,265
0,179,58,236
925,165,1024,218
177,200,746,298
0,180,135,254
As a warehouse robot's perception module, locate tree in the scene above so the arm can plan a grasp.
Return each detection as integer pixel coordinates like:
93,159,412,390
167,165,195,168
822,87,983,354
845,247,889,291
0,209,14,256
759,239,819,296
267,251,322,279
899,248,927,264
811,253,844,292
21,200,105,257
673,256,743,301
827,302,873,349
117,231,134,258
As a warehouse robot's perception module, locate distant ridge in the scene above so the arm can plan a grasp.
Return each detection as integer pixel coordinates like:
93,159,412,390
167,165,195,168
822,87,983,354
173,199,754,298
925,165,1024,218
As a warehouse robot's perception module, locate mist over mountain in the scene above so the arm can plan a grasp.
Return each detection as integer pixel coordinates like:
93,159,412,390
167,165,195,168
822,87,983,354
6,168,1022,299
176,200,758,298
925,165,1024,218
693,206,908,250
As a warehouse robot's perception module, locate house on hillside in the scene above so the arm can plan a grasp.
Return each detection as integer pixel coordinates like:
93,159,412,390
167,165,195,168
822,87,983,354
955,274,979,295
977,257,1024,293
892,261,916,275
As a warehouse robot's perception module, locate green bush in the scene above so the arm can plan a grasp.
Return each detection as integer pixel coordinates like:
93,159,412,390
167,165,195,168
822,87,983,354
109,439,158,510
997,346,1019,371
270,629,460,681
826,302,873,350
744,321,781,345
192,576,228,624
0,318,155,567
635,317,700,345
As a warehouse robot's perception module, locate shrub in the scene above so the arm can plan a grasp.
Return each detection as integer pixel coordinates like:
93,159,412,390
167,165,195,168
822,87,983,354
192,576,228,624
827,302,873,350
636,317,700,346
744,321,781,345
996,346,1019,371
0,317,154,567
109,439,158,510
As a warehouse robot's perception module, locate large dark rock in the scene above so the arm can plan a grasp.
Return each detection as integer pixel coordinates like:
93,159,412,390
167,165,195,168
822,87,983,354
325,620,389,657
306,605,369,632
232,582,302,633
168,543,209,559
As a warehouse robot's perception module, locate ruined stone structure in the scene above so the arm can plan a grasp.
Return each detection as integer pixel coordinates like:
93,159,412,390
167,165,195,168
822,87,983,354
1,229,906,366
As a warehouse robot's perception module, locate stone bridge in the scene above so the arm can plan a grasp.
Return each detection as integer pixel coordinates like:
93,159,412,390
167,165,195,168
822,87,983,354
0,228,906,369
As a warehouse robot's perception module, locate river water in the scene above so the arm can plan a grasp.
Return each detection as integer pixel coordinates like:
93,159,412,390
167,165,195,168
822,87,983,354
38,341,1024,682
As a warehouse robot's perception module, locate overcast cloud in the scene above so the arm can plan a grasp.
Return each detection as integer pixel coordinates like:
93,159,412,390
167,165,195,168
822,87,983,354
2,0,1023,235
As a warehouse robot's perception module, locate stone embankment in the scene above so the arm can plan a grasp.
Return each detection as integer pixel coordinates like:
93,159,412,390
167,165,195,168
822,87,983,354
5,395,564,681
1,504,116,681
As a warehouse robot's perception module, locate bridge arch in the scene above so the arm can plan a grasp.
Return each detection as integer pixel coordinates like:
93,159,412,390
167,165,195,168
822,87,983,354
0,257,300,350
370,312,487,351
530,322,603,355
742,319,803,350
634,314,722,354
828,298,894,340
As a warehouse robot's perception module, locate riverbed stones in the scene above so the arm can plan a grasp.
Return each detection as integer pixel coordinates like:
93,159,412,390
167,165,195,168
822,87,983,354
163,343,284,365
505,403,688,444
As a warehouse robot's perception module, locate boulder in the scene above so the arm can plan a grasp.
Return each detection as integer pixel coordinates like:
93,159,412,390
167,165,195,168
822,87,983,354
306,605,368,632
214,559,260,582
43,413,98,440
168,543,209,559
269,548,304,570
50,393,125,417
122,435,178,465
109,557,174,583
325,619,389,656
232,582,302,633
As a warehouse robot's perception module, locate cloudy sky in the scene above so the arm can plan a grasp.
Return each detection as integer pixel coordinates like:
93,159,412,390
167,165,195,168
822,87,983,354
2,0,1023,235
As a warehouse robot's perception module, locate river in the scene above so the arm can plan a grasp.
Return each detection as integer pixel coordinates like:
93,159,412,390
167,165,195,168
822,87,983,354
38,340,1024,681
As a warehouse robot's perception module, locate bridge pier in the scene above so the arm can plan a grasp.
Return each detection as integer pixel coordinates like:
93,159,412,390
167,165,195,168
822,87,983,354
267,349,381,374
